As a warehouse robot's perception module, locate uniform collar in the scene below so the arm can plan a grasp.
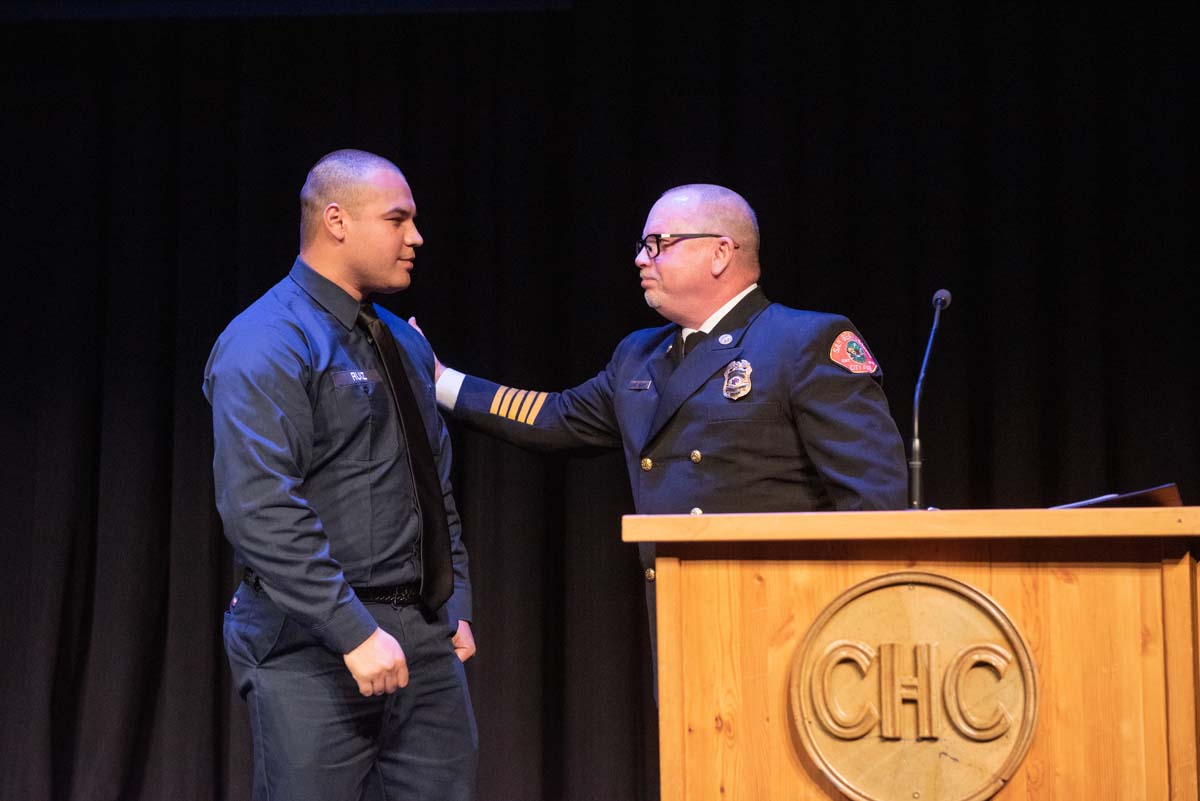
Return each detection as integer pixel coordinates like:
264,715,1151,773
682,283,760,338
288,256,362,331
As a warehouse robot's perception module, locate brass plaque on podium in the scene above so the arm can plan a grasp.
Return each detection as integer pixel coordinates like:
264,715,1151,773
790,572,1037,801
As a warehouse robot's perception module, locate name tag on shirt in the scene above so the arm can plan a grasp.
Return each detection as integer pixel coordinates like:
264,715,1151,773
627,379,652,391
332,369,384,387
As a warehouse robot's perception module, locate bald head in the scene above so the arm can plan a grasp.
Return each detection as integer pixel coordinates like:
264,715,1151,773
300,149,404,248
656,184,760,268
637,184,764,328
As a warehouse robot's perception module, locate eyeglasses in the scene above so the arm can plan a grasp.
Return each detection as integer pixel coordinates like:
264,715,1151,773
635,233,739,259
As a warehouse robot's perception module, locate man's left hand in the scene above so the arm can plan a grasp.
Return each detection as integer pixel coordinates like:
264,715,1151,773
453,619,476,662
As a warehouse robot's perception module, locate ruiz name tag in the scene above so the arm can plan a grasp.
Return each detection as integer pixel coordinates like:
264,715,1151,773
627,379,652,391
332,369,383,387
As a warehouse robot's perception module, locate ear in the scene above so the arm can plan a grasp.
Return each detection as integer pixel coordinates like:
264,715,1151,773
709,237,736,277
323,203,347,242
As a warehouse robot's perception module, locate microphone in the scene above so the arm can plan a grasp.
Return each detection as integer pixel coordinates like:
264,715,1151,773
909,289,952,509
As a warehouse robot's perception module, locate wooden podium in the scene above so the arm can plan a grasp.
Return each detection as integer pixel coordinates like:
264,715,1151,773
623,508,1200,801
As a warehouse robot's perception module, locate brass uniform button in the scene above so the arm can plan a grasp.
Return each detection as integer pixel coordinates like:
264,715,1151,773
640,457,653,471
644,568,656,582
690,507,703,515
690,450,702,463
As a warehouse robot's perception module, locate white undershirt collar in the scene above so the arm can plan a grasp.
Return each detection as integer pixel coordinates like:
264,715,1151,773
681,283,759,339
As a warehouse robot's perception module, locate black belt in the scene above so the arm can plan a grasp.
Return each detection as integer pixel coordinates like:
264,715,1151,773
241,568,421,607
242,567,263,592
353,583,422,606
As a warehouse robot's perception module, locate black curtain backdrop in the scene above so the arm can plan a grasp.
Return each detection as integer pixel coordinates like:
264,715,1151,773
2,5,1195,801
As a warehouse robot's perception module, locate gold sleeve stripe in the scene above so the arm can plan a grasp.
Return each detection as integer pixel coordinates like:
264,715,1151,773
514,390,538,423
489,386,509,415
496,387,520,417
505,390,529,420
525,392,549,425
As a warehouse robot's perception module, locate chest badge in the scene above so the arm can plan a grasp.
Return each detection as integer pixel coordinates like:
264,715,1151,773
722,359,753,400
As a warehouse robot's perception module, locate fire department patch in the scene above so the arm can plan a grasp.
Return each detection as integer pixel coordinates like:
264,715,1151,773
829,330,877,374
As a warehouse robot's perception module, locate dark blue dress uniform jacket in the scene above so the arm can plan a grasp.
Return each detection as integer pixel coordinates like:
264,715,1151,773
450,288,906,644
453,288,906,515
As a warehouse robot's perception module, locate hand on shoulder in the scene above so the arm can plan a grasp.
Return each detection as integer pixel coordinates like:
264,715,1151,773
407,317,446,381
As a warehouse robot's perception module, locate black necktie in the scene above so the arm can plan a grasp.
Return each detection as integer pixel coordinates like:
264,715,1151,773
357,303,453,612
674,329,708,364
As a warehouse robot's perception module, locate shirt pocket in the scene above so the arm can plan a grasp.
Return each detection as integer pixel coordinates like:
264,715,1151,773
705,400,782,423
331,376,400,462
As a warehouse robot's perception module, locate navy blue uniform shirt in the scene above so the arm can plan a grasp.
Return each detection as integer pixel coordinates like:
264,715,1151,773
203,258,470,655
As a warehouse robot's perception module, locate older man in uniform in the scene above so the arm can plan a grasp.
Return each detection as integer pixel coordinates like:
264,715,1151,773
205,149,477,800
419,183,906,650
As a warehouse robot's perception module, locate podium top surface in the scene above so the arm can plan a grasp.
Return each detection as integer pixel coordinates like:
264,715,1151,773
621,507,1200,543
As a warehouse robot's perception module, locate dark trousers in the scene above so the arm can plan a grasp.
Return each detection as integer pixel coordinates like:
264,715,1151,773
224,583,478,801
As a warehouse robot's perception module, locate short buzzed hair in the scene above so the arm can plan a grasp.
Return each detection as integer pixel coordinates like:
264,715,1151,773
299,149,402,247
660,184,761,260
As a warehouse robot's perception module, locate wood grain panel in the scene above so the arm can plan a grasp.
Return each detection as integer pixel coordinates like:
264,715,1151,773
657,556,686,801
624,508,1200,543
649,521,1200,801
1162,551,1199,800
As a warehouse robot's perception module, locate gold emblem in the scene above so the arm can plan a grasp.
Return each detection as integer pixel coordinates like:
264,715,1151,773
722,359,752,400
789,572,1037,801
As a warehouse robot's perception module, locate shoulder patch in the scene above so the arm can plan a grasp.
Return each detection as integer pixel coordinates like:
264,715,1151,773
829,330,878,374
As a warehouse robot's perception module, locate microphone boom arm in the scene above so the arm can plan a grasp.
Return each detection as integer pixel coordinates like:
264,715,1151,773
910,289,951,509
